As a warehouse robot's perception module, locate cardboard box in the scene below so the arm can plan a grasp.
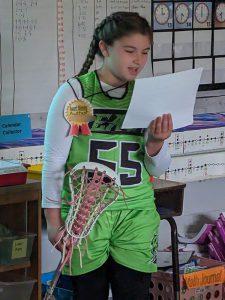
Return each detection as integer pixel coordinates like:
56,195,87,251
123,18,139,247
150,256,225,299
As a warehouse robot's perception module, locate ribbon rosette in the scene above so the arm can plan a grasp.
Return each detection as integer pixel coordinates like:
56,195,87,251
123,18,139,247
64,98,95,136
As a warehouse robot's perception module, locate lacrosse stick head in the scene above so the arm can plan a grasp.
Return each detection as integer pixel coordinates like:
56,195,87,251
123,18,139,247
43,163,121,300
65,162,121,241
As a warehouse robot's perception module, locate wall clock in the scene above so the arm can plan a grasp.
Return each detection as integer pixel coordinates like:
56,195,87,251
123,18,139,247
154,3,170,25
175,3,189,24
215,2,225,23
195,2,209,24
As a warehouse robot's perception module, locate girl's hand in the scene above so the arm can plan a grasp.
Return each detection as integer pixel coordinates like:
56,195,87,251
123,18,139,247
47,225,67,253
47,225,72,255
146,113,173,156
148,113,173,142
44,208,71,254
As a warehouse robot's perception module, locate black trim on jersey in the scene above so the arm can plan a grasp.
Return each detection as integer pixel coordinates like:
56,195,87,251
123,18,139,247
75,76,85,98
94,70,129,100
70,72,130,101
89,108,144,136
90,129,144,136
94,108,127,114
67,78,80,99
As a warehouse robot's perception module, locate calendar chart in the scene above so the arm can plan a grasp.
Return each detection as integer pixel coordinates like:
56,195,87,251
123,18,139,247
152,1,225,90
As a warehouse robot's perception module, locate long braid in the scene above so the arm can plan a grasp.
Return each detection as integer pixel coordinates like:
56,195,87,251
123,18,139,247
77,38,98,76
78,17,111,76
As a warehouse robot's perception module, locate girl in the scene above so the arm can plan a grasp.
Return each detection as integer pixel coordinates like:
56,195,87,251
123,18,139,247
42,11,173,300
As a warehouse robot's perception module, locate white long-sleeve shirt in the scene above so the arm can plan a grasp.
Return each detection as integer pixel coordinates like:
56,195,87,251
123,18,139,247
42,78,171,208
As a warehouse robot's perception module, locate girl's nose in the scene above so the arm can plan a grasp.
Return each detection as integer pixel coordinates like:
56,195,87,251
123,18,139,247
134,53,141,65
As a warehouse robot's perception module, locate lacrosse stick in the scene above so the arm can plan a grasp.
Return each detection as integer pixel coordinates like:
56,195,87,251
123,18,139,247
44,162,121,300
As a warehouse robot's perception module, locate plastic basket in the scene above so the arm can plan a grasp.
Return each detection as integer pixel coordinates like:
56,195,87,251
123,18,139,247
0,231,36,265
0,273,36,300
150,256,225,300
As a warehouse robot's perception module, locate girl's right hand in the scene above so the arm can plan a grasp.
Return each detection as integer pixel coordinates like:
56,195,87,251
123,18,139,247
47,225,67,253
44,208,70,254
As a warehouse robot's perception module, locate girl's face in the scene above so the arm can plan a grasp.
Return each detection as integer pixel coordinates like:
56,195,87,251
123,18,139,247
99,33,151,86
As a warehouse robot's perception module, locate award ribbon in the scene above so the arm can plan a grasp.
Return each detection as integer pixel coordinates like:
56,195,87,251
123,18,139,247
64,98,95,136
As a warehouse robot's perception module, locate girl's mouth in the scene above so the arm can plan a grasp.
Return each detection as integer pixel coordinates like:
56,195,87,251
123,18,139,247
128,67,139,76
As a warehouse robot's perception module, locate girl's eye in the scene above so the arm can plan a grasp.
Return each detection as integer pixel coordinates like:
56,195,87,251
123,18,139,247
125,50,134,53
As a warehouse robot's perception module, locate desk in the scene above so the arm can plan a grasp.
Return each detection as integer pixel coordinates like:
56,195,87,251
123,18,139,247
154,178,185,218
153,178,186,300
0,180,42,300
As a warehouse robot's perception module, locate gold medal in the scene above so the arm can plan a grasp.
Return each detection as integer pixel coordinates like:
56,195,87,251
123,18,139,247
64,98,95,136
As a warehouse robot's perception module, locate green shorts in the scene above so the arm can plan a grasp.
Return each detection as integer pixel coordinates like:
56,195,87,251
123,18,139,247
62,209,160,276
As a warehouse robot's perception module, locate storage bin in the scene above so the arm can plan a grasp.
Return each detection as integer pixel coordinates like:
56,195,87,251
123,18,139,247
0,273,36,300
0,160,28,186
0,230,36,265
27,164,42,180
149,256,225,300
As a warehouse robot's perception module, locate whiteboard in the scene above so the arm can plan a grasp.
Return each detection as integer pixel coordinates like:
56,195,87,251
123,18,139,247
0,0,152,115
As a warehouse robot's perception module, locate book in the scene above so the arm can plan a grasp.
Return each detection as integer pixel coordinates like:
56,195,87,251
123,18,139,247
208,231,225,261
178,224,213,244
208,242,222,261
215,219,225,245
219,213,225,226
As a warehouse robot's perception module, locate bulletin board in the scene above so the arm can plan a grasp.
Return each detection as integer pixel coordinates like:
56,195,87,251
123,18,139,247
151,1,225,90
0,0,225,116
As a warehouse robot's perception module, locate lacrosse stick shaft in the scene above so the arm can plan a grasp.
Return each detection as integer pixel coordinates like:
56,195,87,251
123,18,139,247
43,261,61,300
43,247,73,300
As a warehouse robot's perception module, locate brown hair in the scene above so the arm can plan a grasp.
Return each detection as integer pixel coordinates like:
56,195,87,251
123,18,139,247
78,12,152,76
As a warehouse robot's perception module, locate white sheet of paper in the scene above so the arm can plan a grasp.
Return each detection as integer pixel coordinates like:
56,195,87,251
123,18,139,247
157,250,194,268
122,68,203,130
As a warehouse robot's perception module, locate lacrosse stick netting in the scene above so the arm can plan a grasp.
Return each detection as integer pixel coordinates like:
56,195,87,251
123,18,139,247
44,162,121,300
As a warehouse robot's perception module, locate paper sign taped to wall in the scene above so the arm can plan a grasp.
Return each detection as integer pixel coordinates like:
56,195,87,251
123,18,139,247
0,114,31,142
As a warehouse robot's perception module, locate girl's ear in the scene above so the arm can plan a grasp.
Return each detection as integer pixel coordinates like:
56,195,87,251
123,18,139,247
99,40,109,57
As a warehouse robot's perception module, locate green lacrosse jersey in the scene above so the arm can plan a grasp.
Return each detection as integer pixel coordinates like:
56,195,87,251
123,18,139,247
61,71,155,211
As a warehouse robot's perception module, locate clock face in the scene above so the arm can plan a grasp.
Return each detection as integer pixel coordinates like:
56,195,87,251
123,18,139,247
216,3,225,23
175,3,189,24
154,3,170,25
195,3,209,23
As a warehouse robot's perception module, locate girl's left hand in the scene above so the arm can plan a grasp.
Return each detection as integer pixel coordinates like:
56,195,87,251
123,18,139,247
146,113,173,156
148,113,173,142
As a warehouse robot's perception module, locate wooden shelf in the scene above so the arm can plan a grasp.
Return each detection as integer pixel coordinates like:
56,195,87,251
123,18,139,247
0,180,41,300
0,262,31,272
